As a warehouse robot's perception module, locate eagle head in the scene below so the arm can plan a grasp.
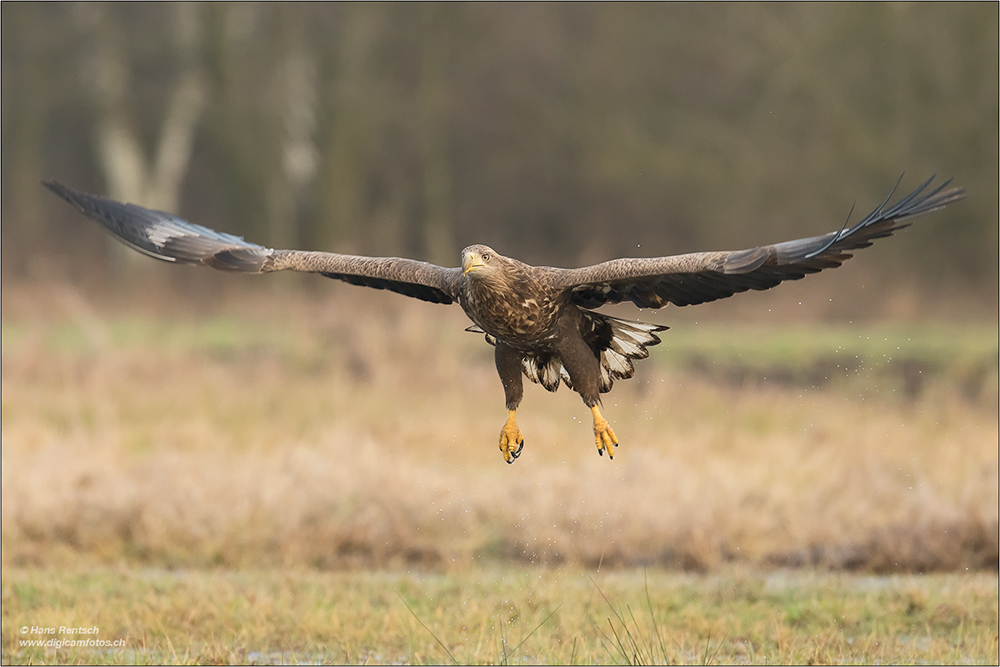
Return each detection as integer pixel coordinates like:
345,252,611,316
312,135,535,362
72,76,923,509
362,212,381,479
461,244,501,277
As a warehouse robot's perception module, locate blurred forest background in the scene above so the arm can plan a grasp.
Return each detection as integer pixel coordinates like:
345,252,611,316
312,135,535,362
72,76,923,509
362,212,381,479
2,4,998,587
2,3,997,310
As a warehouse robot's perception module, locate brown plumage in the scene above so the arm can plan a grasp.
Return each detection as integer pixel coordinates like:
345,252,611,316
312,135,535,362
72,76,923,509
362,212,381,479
44,176,964,463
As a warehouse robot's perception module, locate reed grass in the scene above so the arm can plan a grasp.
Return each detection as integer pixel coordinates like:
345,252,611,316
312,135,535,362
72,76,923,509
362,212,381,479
2,281,995,573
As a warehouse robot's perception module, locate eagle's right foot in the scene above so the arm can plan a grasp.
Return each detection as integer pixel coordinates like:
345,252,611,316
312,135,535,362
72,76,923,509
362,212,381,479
592,405,619,458
499,409,525,464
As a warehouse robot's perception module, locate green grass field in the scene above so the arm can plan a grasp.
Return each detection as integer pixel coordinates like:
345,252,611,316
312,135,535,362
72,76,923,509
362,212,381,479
4,567,997,664
2,281,997,663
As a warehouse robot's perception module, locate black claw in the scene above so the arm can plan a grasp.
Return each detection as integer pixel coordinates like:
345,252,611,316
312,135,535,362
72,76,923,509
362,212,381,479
505,439,524,465
598,448,604,456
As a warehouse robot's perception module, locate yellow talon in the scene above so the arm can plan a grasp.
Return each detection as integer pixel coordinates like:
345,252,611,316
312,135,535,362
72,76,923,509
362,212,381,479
592,405,619,458
499,409,525,464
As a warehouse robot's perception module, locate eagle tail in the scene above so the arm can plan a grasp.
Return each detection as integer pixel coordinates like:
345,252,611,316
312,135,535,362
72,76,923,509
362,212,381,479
521,314,668,394
470,316,668,394
588,315,669,393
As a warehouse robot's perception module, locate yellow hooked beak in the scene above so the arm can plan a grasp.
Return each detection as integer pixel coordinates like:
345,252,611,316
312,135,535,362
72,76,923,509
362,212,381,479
462,252,486,274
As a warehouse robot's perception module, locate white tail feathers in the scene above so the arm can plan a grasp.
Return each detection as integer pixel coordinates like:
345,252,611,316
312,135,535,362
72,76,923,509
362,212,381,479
522,355,563,392
521,315,666,393
594,317,666,392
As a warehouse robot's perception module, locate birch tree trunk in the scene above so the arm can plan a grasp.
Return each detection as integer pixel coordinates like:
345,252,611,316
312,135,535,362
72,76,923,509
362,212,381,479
73,3,207,269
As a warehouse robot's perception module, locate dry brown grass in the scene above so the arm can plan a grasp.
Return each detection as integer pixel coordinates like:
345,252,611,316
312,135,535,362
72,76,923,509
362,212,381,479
2,279,997,572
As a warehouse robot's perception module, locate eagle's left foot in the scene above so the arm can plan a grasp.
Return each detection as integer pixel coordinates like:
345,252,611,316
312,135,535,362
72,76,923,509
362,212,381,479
592,405,619,458
499,409,525,464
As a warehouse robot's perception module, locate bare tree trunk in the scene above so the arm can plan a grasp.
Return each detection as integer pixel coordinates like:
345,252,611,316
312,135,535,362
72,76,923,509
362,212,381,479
73,4,207,224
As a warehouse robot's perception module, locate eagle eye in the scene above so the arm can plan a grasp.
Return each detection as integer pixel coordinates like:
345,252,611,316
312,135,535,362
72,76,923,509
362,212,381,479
482,252,491,262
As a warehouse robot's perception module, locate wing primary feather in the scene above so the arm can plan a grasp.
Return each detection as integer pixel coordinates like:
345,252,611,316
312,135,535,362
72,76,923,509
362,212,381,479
803,172,906,259
804,200,856,260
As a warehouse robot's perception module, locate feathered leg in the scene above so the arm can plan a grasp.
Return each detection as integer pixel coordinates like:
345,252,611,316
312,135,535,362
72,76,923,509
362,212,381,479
494,342,525,463
556,309,619,458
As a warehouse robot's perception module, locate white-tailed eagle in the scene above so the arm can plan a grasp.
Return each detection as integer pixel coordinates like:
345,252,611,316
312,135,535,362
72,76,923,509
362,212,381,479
45,176,963,463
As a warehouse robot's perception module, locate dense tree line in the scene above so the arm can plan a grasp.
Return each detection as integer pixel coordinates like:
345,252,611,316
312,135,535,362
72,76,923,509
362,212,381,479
2,3,996,291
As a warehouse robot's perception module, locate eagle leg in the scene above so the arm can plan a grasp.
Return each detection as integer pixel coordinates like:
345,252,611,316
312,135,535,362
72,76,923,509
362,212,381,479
499,409,525,464
591,405,619,458
494,342,526,464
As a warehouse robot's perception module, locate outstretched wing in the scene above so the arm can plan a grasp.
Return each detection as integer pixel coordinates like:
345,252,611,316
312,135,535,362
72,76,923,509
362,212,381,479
43,181,463,304
557,176,964,309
